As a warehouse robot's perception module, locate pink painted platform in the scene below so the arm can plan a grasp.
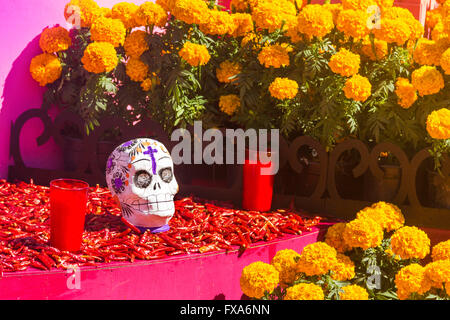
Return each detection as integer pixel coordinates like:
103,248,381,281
0,224,331,300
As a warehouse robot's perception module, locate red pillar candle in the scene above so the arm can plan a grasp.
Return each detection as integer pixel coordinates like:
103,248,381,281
242,150,275,212
50,179,89,252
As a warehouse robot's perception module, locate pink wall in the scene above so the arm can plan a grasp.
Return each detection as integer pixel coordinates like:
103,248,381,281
0,0,148,180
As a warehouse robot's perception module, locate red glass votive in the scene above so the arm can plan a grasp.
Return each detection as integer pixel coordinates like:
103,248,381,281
242,150,275,212
50,179,89,252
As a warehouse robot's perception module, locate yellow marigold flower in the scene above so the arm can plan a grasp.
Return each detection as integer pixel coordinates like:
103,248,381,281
155,0,175,11
252,0,296,33
179,42,211,67
39,26,71,54
171,0,209,25
382,6,415,20
356,201,405,232
64,0,102,28
431,22,449,45
395,78,417,109
269,77,298,100
81,42,118,74
297,4,334,39
424,260,450,289
258,44,291,68
126,57,149,82
432,240,450,261
325,222,351,253
382,7,423,40
91,17,126,48
409,18,424,40
231,13,254,37
373,18,411,45
391,226,430,260
341,0,376,11
200,10,236,36
343,74,372,102
134,2,168,27
413,39,444,66
360,37,387,61
343,217,383,250
216,61,241,84
284,283,324,300
426,7,442,29
426,108,450,140
240,261,279,299
339,284,369,300
395,264,432,300
336,9,370,40
328,48,360,77
331,253,355,281
411,66,444,96
111,2,139,29
271,249,300,287
100,7,111,18
219,94,241,115
29,53,62,87
296,242,338,276
323,3,343,24
124,30,149,58
441,48,450,75
283,15,302,43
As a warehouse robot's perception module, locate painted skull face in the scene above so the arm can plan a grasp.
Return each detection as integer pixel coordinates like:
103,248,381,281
106,138,178,230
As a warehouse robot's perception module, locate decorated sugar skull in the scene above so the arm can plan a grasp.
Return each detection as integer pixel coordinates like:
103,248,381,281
106,138,178,233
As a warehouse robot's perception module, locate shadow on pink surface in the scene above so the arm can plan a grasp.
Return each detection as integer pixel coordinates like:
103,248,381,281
1,34,64,177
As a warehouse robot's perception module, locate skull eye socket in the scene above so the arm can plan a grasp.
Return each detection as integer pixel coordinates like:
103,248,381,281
159,167,173,183
134,170,152,188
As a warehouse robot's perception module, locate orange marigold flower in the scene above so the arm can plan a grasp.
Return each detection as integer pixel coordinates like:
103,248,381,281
343,74,372,102
30,53,62,86
134,1,168,27
328,48,360,77
390,226,430,260
411,66,444,97
426,108,450,140
342,217,383,250
179,42,211,67
268,77,299,100
81,42,118,74
296,242,338,276
39,26,72,53
111,2,139,29
257,43,292,68
90,17,126,47
297,4,334,39
124,30,149,58
395,78,417,109
216,61,242,84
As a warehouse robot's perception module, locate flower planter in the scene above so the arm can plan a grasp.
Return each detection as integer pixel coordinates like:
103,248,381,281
363,165,401,202
427,170,450,209
63,136,117,172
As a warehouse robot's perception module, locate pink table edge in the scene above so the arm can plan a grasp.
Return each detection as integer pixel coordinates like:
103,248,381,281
0,224,333,300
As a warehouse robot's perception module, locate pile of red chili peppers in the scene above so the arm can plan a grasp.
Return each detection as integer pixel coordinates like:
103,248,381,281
0,180,322,273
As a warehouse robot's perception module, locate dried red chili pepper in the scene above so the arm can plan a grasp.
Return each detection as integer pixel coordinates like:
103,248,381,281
0,180,323,272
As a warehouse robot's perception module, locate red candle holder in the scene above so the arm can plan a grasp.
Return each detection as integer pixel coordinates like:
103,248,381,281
50,179,89,252
242,149,276,212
